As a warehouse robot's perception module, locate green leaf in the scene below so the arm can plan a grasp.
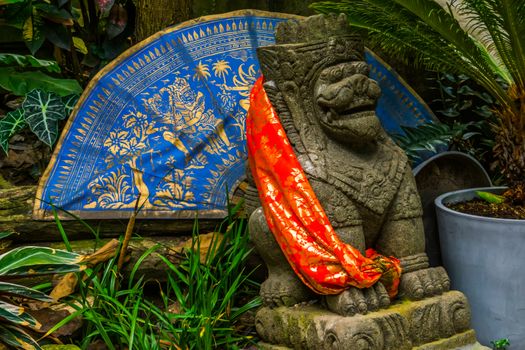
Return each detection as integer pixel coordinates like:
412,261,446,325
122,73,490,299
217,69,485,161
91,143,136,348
476,191,505,204
35,3,73,25
0,0,26,5
0,281,53,301
393,122,456,161
0,300,40,328
0,67,82,96
42,22,71,50
62,94,80,116
0,323,42,350
22,7,45,55
0,54,60,73
0,232,13,240
491,338,510,349
8,263,85,276
3,1,31,29
0,246,82,276
0,109,27,154
73,36,88,54
23,89,65,146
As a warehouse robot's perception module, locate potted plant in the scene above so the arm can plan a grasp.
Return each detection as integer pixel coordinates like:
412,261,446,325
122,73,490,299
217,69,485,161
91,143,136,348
311,0,525,346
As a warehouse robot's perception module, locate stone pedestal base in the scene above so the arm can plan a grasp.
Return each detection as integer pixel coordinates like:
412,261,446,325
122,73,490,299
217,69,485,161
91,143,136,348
255,291,489,350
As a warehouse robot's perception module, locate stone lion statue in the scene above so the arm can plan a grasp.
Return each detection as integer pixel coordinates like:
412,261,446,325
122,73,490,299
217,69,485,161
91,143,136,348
247,13,449,317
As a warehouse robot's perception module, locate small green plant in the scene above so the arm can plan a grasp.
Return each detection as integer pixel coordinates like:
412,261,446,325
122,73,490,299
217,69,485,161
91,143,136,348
392,72,497,165
54,201,260,349
152,204,261,349
0,232,85,349
0,53,82,97
62,246,162,350
476,191,506,204
0,0,134,79
431,73,497,172
491,338,510,350
0,88,79,152
392,121,474,163
0,53,81,153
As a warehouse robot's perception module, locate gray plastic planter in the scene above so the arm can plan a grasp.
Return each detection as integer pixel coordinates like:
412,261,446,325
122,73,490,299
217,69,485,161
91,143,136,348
435,187,525,347
413,151,492,267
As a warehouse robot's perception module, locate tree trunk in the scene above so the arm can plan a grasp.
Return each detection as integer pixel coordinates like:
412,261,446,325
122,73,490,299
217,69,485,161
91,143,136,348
133,0,191,42
0,186,218,243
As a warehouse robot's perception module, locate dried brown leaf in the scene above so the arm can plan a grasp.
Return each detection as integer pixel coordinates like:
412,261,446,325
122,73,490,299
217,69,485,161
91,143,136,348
49,272,78,301
80,239,119,265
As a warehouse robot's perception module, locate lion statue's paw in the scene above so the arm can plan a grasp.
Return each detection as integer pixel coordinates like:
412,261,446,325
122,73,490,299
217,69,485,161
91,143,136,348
325,283,390,316
260,274,315,308
398,266,450,300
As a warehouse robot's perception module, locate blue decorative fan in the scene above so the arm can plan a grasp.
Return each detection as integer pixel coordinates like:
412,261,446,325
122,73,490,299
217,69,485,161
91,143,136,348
34,10,437,220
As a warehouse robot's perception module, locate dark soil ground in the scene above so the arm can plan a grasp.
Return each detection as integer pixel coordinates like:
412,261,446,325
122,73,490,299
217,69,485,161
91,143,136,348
447,199,525,220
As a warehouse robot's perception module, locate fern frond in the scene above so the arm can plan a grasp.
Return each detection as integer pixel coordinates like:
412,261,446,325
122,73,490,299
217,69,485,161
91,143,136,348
392,122,468,162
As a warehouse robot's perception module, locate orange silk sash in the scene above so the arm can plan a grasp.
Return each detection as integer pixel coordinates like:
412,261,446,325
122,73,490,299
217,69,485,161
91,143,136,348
246,77,401,298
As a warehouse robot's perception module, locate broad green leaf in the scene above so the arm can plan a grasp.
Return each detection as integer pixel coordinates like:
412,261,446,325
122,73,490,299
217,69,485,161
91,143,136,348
0,232,13,240
5,263,85,276
476,191,506,204
35,3,74,26
42,22,71,50
0,323,42,350
0,246,82,276
62,94,80,117
23,89,65,146
22,8,45,55
0,67,82,96
0,0,25,5
0,54,60,73
3,1,31,29
0,300,40,328
0,109,27,154
0,281,54,301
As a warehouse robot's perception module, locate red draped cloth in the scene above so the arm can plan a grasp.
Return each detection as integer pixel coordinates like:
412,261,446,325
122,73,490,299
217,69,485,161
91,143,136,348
246,77,401,298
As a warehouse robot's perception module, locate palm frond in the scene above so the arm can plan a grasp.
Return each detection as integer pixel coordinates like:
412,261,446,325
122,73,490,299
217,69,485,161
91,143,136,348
453,0,525,90
496,0,525,88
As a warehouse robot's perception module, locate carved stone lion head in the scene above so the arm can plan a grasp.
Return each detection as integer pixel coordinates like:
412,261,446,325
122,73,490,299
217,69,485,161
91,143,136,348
258,13,384,146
